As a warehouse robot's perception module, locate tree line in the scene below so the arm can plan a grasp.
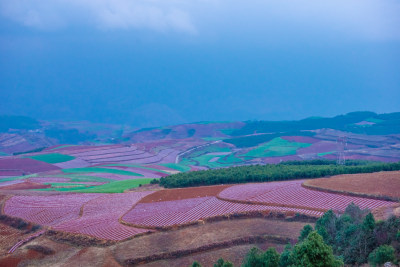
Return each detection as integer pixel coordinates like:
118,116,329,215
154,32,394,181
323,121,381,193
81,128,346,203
157,160,400,188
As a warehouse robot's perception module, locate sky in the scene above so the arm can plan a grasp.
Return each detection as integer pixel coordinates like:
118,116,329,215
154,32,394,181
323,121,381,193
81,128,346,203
0,0,400,127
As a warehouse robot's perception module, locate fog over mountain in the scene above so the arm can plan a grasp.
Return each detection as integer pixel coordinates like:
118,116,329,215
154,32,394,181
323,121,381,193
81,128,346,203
1,0,399,127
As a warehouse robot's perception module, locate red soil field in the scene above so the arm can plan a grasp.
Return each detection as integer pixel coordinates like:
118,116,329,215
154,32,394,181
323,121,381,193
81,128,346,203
0,158,60,174
0,181,50,190
303,171,400,200
139,184,230,203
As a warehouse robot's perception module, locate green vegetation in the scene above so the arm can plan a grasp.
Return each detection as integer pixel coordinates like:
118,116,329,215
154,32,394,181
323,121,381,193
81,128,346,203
159,163,191,172
201,137,226,141
217,153,243,164
159,160,400,188
29,153,75,163
317,151,335,157
44,182,91,188
70,178,153,193
224,131,315,148
366,117,384,123
102,164,170,174
243,137,311,158
37,178,153,193
184,145,230,159
213,258,233,267
62,167,143,176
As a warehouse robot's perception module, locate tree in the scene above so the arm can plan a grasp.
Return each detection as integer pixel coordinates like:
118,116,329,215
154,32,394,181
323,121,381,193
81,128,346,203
263,247,280,267
368,245,396,267
291,231,343,267
242,247,265,267
190,261,202,267
299,225,313,242
315,210,337,246
279,244,293,267
214,258,233,267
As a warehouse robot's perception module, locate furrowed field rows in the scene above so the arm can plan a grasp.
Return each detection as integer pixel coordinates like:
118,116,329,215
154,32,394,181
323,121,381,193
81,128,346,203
72,150,147,160
85,153,153,163
66,146,139,157
218,180,396,212
60,145,125,155
53,158,90,168
4,194,101,226
122,196,324,228
29,177,71,183
53,192,153,240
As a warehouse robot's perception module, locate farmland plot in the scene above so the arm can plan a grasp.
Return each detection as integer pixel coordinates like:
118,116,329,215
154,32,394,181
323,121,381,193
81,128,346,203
218,180,396,212
122,196,323,228
53,192,153,240
3,194,101,226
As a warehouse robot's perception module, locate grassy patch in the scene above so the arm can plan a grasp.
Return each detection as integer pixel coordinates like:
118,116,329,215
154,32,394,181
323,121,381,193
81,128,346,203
185,145,231,159
159,163,191,172
44,182,91,188
318,151,335,157
68,179,153,193
217,153,243,164
365,117,384,123
29,153,75,164
102,164,170,174
201,137,226,141
62,167,143,176
243,137,311,158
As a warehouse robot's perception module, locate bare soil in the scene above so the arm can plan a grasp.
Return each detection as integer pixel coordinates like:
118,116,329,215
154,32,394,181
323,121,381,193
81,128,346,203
303,171,400,201
139,184,231,203
113,217,309,265
0,181,50,191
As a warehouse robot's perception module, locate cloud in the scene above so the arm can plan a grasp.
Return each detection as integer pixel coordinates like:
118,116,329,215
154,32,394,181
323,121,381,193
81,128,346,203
0,0,399,41
0,0,197,34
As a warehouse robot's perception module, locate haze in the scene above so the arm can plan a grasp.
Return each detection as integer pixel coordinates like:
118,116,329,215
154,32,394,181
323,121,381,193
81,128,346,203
1,0,399,127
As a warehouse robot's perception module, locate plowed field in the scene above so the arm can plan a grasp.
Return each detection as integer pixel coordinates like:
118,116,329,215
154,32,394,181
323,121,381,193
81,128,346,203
303,171,400,200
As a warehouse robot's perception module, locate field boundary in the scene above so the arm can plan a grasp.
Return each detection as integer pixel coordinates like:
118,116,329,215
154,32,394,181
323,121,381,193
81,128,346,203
215,195,329,213
120,210,318,231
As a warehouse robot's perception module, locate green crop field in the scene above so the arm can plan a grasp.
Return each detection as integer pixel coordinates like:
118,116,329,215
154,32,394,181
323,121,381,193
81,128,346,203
69,179,153,193
159,163,191,172
102,164,170,174
217,153,243,164
244,137,311,158
62,167,143,176
29,153,75,163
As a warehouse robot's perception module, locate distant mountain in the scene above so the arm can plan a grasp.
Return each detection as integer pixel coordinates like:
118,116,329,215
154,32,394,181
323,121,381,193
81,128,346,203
0,111,399,160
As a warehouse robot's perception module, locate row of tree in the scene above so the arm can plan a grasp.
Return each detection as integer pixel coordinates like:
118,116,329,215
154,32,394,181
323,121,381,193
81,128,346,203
158,161,400,188
190,203,400,266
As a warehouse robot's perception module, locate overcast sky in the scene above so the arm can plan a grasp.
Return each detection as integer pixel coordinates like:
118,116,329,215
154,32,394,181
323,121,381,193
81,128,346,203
1,0,399,127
